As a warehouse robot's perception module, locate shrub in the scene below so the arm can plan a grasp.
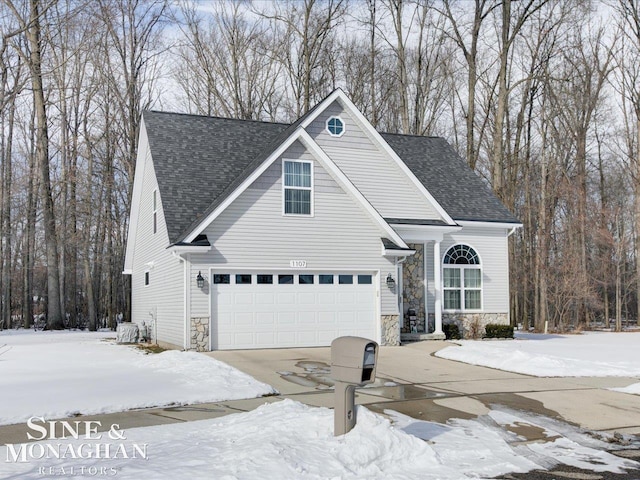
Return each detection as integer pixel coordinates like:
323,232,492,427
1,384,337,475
443,324,461,340
484,324,514,339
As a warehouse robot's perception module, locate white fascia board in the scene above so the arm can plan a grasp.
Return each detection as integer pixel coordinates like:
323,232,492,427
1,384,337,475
391,224,462,243
298,129,409,249
315,90,457,226
124,119,149,273
122,269,133,275
383,248,416,257
184,130,302,243
299,89,344,129
457,220,523,229
167,245,212,254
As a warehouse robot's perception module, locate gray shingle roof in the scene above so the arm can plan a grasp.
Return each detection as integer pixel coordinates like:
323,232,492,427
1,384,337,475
381,133,520,224
143,110,519,245
143,111,288,243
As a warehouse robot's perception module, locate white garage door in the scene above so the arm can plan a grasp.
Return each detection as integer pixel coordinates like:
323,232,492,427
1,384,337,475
212,272,377,350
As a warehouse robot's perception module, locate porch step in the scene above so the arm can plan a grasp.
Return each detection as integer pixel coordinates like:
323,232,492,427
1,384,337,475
401,332,446,342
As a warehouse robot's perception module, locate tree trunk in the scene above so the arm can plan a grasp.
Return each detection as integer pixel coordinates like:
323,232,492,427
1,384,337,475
26,0,64,329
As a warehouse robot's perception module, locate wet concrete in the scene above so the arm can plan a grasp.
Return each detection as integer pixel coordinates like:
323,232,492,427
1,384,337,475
367,397,478,423
363,383,451,400
503,421,560,444
279,360,334,389
477,392,565,421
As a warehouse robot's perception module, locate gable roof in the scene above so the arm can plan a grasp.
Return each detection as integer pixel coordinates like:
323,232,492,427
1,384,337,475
381,133,520,224
143,111,288,244
143,103,519,246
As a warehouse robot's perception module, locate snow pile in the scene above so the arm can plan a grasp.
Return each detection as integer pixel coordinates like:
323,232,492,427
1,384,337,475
435,331,640,377
0,400,635,480
611,383,640,395
0,330,276,426
389,407,636,477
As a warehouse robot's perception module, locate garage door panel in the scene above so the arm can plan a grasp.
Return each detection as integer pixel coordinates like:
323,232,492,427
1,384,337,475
278,293,296,304
234,293,253,304
318,311,336,324
217,293,233,306
277,332,296,344
298,292,316,304
297,331,317,344
277,312,296,324
235,312,254,326
213,271,377,350
338,311,357,323
256,293,275,304
256,332,275,345
255,312,275,325
318,292,336,304
318,330,337,343
337,292,357,304
234,332,254,345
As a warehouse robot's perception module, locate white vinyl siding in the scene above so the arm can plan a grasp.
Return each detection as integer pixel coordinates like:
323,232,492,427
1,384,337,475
425,226,510,315
130,123,184,348
189,141,397,318
306,101,443,221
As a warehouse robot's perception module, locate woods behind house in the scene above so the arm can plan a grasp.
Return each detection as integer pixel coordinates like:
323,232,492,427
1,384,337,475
0,0,638,332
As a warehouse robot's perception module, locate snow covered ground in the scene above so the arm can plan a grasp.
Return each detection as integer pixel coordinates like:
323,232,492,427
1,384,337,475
436,331,640,378
1,329,638,479
0,330,275,426
0,400,635,479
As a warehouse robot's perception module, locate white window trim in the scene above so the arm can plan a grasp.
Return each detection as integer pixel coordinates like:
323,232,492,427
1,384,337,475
282,159,314,217
326,115,346,137
152,189,158,235
442,244,483,312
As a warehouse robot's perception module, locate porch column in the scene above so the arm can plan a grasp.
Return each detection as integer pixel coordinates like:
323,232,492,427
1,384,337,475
423,242,429,333
433,240,443,334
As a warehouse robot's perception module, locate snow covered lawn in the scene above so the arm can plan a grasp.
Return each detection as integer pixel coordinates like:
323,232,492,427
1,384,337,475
435,331,640,378
0,330,276,426
0,400,635,479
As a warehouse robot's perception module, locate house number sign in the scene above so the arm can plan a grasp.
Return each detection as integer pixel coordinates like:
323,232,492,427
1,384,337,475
289,260,307,268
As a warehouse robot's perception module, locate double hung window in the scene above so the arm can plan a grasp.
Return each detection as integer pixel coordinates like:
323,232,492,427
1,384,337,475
283,160,312,215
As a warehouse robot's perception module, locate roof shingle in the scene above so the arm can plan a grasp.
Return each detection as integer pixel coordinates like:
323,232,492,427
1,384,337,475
143,110,519,244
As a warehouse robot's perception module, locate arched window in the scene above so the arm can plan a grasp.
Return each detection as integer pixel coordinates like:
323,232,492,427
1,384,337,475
443,244,482,311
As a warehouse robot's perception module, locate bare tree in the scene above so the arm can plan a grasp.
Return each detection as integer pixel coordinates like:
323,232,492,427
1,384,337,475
438,0,498,170
256,0,347,118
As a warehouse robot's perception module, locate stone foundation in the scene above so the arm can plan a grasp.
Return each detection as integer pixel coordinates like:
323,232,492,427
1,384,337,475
381,315,400,346
402,243,426,333
190,317,210,352
443,313,509,339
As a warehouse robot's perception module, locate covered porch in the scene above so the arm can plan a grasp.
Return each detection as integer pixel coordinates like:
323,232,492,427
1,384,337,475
389,221,462,342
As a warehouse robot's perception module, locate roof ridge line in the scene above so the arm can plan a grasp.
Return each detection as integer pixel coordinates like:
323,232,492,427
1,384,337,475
145,110,291,126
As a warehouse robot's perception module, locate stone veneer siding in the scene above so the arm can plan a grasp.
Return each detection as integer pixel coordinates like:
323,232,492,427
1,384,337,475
381,315,400,346
190,317,210,352
442,313,509,339
402,243,425,333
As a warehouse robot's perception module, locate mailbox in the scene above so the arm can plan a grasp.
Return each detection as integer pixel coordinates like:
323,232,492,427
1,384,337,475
331,336,379,436
331,336,378,385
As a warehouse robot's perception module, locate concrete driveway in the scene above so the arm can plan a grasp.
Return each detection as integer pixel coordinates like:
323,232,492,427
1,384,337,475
207,340,640,436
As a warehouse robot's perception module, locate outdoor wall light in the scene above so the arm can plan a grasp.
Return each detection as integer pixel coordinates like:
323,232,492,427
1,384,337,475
386,273,396,289
196,271,205,289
